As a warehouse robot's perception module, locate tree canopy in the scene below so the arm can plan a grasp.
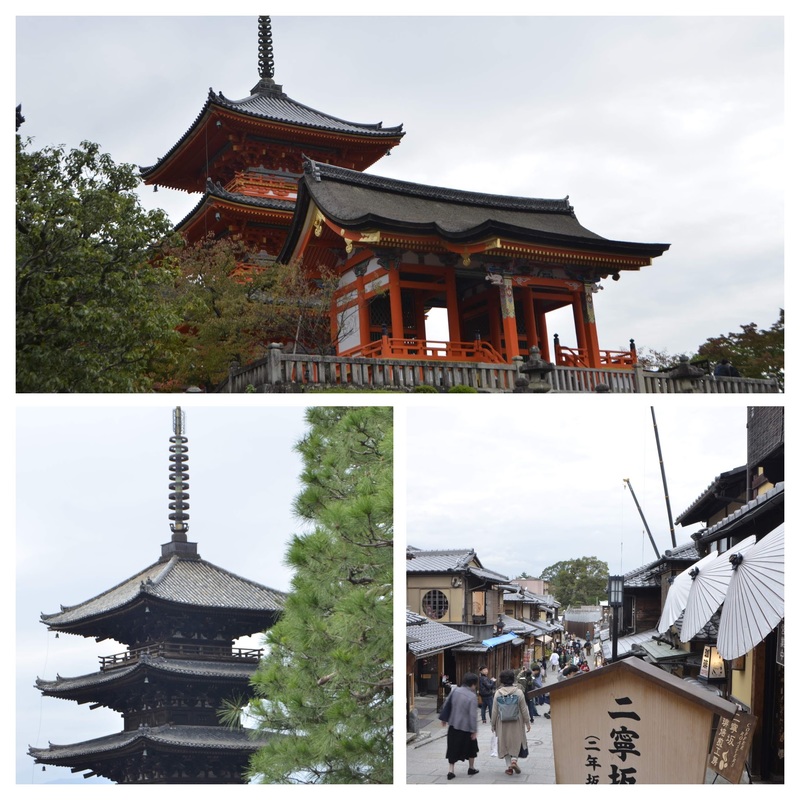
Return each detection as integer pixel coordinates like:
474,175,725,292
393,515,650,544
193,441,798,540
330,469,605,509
16,137,181,392
540,557,609,608
229,407,393,783
634,309,783,387
164,236,343,390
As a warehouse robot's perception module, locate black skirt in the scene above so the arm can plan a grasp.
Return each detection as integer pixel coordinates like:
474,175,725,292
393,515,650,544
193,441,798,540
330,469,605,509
445,727,479,763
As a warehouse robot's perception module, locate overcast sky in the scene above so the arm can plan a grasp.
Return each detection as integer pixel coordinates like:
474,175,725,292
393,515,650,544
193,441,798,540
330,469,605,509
16,404,314,783
14,6,785,357
406,402,761,583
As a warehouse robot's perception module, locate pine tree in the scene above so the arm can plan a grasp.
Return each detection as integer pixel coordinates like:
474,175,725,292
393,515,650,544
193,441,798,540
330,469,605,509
232,407,393,783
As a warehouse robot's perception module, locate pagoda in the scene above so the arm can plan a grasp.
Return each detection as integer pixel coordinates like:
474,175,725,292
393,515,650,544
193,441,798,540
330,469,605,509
142,16,668,372
140,16,404,274
29,408,285,784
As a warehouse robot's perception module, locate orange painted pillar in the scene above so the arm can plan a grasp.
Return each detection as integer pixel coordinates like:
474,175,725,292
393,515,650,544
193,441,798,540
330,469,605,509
536,306,550,362
571,291,589,358
388,267,404,341
487,287,502,351
581,283,602,368
500,277,520,360
356,272,371,350
445,269,461,343
521,287,538,351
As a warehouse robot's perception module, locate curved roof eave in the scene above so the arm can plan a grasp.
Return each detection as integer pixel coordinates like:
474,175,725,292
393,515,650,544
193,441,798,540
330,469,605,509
320,212,669,257
141,89,404,180
174,180,296,231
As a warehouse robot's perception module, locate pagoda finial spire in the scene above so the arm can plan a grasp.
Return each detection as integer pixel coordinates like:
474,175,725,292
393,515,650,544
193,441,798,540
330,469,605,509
252,16,284,95
168,407,190,542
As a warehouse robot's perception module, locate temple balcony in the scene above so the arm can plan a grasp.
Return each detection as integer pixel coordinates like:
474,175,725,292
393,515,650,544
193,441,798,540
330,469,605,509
99,643,264,670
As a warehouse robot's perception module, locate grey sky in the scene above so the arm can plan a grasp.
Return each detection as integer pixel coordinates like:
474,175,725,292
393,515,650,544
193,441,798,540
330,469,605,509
16,404,311,783
406,402,762,584
14,10,784,357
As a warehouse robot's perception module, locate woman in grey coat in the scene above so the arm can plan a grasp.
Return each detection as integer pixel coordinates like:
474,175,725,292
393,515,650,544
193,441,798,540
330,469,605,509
491,669,531,775
438,672,480,780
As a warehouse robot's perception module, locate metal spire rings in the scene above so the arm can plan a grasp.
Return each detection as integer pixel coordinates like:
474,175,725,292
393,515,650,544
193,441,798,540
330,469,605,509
169,407,190,541
258,16,275,80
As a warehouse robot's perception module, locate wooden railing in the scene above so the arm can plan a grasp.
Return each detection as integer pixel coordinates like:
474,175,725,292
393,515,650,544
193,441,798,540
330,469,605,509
348,337,506,364
99,643,264,670
214,345,780,394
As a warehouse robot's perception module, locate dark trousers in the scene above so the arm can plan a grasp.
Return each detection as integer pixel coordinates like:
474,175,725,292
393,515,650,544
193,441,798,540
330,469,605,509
480,694,493,721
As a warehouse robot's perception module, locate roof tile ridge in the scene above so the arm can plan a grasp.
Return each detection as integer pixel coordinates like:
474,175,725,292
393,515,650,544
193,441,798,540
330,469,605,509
147,555,180,589
44,559,166,618
305,158,573,213
220,89,403,134
180,557,288,598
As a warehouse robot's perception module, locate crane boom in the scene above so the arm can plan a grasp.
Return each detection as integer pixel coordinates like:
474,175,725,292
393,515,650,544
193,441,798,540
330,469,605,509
651,407,677,548
623,478,661,559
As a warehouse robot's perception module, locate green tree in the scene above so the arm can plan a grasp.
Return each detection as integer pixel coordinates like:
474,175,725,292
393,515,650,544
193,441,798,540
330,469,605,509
633,309,784,386
540,557,609,608
166,235,344,390
697,309,783,385
230,407,393,783
16,136,182,392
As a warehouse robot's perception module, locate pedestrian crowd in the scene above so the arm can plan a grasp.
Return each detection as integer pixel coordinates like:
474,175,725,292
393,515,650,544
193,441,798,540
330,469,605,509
437,635,596,781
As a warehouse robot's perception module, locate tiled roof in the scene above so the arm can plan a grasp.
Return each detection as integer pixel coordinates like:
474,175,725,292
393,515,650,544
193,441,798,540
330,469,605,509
623,539,703,588
175,179,296,230
36,655,257,695
563,608,603,623
29,725,263,762
601,628,659,660
499,614,536,635
675,466,746,525
141,88,403,179
41,555,286,627
406,547,476,572
405,547,509,583
406,615,474,657
281,158,670,258
698,482,784,541
212,87,403,137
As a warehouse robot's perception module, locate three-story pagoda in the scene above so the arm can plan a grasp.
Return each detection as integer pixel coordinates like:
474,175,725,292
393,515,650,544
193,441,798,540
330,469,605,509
29,408,285,783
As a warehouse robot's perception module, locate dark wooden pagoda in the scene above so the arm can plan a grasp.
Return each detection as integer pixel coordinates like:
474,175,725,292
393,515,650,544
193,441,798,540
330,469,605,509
29,408,285,784
140,16,403,276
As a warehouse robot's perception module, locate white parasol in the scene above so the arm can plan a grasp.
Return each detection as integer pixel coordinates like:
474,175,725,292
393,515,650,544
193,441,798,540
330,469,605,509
716,523,784,661
680,535,757,643
657,551,718,633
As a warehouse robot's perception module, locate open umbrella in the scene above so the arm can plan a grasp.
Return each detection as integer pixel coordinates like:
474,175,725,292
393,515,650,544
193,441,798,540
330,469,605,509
717,523,784,661
680,535,756,643
657,551,718,633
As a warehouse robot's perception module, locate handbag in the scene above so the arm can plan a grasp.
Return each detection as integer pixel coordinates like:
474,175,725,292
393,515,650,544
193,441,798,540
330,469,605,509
518,744,529,759
437,691,453,723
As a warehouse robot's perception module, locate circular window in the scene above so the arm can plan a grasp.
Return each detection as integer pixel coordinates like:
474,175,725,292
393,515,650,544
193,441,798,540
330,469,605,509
422,589,449,620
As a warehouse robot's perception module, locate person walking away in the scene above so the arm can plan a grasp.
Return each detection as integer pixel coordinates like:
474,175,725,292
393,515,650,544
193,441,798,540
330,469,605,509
491,669,531,776
530,664,550,718
438,672,480,780
516,667,539,717
478,665,496,724
549,650,559,673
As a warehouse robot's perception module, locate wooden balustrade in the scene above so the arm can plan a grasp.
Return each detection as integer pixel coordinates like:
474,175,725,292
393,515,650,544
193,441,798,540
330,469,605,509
99,644,264,670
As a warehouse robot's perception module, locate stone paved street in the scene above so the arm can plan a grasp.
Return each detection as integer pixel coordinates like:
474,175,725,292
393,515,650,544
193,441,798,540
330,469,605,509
406,692,556,784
